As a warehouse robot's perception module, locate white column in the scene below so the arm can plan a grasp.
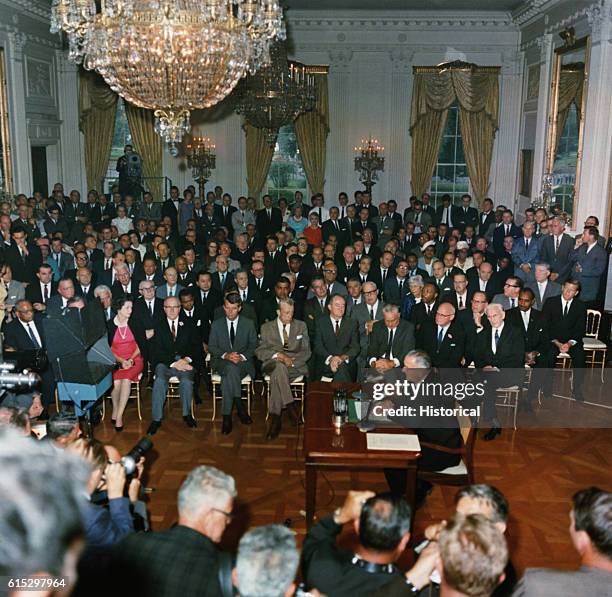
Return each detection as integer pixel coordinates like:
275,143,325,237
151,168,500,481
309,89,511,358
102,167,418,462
56,51,85,195
387,48,413,213
578,2,612,231
493,49,524,210
531,33,553,205
327,49,353,204
7,32,31,195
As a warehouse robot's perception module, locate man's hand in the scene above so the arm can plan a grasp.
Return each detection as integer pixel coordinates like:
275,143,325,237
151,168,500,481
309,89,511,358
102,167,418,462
128,477,141,503
33,302,46,312
277,353,295,367
521,263,531,273
574,263,583,273
105,463,127,500
374,358,395,370
424,520,446,541
334,490,376,525
525,351,538,366
145,329,154,339
225,352,243,365
329,355,343,373
405,540,440,590
172,358,193,371
365,320,375,334
559,342,571,354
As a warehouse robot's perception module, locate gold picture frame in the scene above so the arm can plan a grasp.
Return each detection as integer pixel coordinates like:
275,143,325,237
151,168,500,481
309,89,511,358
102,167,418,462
0,48,13,195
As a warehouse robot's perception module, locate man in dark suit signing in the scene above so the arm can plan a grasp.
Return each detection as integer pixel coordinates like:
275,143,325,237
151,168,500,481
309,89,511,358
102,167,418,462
474,303,525,441
313,294,360,382
366,303,415,371
208,293,258,435
147,296,200,435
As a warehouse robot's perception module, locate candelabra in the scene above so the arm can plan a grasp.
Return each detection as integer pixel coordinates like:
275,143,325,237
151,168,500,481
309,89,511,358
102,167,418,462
185,136,216,200
354,137,385,197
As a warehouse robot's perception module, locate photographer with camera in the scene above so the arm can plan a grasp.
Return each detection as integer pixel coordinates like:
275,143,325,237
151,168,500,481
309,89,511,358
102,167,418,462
116,144,143,201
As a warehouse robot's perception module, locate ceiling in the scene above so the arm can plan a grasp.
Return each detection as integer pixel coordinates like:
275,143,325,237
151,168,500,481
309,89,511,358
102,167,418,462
284,0,522,12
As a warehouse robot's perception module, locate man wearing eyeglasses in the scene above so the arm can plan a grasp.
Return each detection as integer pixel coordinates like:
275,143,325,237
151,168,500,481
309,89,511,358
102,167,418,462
147,296,200,435
491,276,523,311
111,465,236,597
417,302,465,368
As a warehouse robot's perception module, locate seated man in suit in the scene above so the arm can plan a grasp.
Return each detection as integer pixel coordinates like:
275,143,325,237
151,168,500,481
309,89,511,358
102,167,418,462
418,302,465,368
491,276,523,311
255,298,311,440
526,262,561,311
541,278,587,401
515,487,612,596
429,260,453,295
147,296,200,435
260,278,290,325
156,266,184,299
468,261,496,302
457,291,490,366
111,264,136,301
409,281,439,331
208,293,258,435
25,263,57,314
383,260,411,305
473,303,525,441
366,303,415,372
313,294,360,382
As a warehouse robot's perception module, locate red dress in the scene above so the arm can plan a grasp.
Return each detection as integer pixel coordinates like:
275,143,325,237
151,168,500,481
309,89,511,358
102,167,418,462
303,226,323,247
112,325,144,382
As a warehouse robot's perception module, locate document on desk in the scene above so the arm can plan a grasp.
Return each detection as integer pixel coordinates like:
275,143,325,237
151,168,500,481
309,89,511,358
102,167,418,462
366,433,421,451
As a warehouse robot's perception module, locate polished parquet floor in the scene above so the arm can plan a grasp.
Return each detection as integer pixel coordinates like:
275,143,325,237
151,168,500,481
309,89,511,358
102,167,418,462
91,370,612,576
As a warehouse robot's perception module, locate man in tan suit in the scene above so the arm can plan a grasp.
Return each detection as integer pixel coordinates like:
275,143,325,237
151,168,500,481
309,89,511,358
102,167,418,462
255,298,310,440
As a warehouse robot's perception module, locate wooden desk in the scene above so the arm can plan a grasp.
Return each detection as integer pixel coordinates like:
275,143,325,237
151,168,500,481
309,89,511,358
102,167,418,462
304,381,421,528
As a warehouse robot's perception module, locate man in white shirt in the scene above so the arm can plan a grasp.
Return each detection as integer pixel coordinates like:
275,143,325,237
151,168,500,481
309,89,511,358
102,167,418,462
156,267,184,299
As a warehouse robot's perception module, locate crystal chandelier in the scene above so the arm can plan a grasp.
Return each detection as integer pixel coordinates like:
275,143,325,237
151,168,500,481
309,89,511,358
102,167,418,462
234,42,316,145
50,0,285,152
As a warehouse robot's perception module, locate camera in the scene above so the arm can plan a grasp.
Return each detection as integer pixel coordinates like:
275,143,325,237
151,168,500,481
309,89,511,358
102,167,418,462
120,436,153,475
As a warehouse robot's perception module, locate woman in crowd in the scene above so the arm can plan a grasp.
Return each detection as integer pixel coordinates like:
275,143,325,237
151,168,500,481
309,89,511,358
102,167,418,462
287,205,308,236
303,212,323,247
203,240,219,271
107,298,144,431
112,204,133,236
401,274,425,320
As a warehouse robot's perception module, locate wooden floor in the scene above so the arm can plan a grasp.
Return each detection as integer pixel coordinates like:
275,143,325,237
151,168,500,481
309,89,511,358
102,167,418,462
91,371,612,576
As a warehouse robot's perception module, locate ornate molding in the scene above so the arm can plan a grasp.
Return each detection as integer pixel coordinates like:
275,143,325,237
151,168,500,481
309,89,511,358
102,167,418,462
0,0,52,24
9,31,28,62
327,49,353,73
512,0,557,26
389,48,414,73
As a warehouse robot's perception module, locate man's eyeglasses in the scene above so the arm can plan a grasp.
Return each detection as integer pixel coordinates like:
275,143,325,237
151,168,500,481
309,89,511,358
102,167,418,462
211,508,234,522
504,283,519,288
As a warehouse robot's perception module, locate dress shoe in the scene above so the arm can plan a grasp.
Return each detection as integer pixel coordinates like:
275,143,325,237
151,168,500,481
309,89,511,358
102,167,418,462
114,425,123,432
266,414,282,440
147,420,161,435
483,426,501,441
221,415,233,435
234,398,253,425
286,401,301,426
183,415,197,428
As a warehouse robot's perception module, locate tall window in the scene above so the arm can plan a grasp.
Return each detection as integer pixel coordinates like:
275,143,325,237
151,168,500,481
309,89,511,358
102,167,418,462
430,104,469,207
552,104,579,213
266,125,307,206
103,99,131,194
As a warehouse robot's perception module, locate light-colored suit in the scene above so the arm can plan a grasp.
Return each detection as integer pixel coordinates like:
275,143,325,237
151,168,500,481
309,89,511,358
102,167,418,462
526,279,561,311
404,210,432,231
155,283,185,299
491,293,519,311
3,280,25,308
231,209,256,239
513,565,611,597
255,318,311,415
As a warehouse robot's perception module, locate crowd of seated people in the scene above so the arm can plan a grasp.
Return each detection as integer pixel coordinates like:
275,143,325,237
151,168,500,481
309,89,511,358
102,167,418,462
0,184,608,443
0,421,610,597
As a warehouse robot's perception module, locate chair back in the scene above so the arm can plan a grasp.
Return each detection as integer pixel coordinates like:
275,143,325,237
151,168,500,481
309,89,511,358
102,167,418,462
585,309,601,338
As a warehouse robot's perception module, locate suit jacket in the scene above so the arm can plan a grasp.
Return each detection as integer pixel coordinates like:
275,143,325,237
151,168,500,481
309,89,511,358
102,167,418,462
474,322,525,369
418,320,465,367
214,204,237,234
148,316,201,369
366,319,415,366
259,294,284,325
493,223,522,257
506,307,550,358
478,211,496,235
322,219,349,248
111,525,223,597
383,276,410,305
255,318,311,374
137,201,162,221
512,566,611,597
194,288,223,316
409,301,438,329
351,219,377,243
541,295,586,347
456,309,491,365
255,207,283,238
491,294,519,311
45,294,70,317
111,281,137,301
3,317,47,352
4,243,43,285
303,296,329,341
155,283,185,300
466,276,496,302
429,275,453,296
313,316,360,376
231,209,256,238
25,280,58,305
350,301,384,352
210,271,234,295
161,199,179,229
76,284,96,303
43,217,70,238
336,261,359,285
539,233,575,283
455,206,479,232
511,236,541,281
434,204,461,227
130,297,165,356
3,280,25,307
570,243,607,301
82,498,134,548
179,307,210,345
264,251,288,281
526,280,561,311
404,210,433,230
208,315,257,373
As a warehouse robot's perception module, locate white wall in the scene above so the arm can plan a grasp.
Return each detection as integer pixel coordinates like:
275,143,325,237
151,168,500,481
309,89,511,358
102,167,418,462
160,10,522,213
517,0,612,233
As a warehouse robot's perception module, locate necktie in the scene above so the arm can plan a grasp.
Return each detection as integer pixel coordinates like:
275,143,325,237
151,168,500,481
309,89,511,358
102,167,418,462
318,207,322,221
427,304,431,316
282,324,289,349
415,212,420,224
505,225,510,235
230,321,235,346
335,320,340,336
267,209,271,220
171,320,176,340
224,207,227,218
525,238,529,251
382,269,387,284
220,273,225,287
27,323,40,348
564,303,569,317
511,299,515,308
437,327,444,347
386,328,394,359
398,280,404,295
353,298,358,306
341,207,345,219
168,287,174,297
257,279,262,290
458,295,463,309
105,258,111,270
334,220,339,231
43,284,49,302
370,307,374,319
494,329,500,348
555,236,560,253
242,291,247,301
320,299,325,311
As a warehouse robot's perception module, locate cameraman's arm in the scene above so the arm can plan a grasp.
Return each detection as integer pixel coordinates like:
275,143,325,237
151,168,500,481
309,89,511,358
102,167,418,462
105,463,135,539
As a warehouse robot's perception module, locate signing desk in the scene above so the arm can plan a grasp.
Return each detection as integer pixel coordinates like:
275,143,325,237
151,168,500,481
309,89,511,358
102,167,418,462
304,381,421,528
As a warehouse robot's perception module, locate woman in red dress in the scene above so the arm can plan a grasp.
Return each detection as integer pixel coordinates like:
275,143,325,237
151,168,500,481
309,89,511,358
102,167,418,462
107,298,144,431
303,212,323,248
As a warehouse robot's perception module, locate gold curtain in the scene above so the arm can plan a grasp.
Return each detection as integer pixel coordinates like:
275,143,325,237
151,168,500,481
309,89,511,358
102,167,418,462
78,71,118,193
553,68,584,164
124,104,163,200
245,122,275,202
294,73,329,195
410,68,499,203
